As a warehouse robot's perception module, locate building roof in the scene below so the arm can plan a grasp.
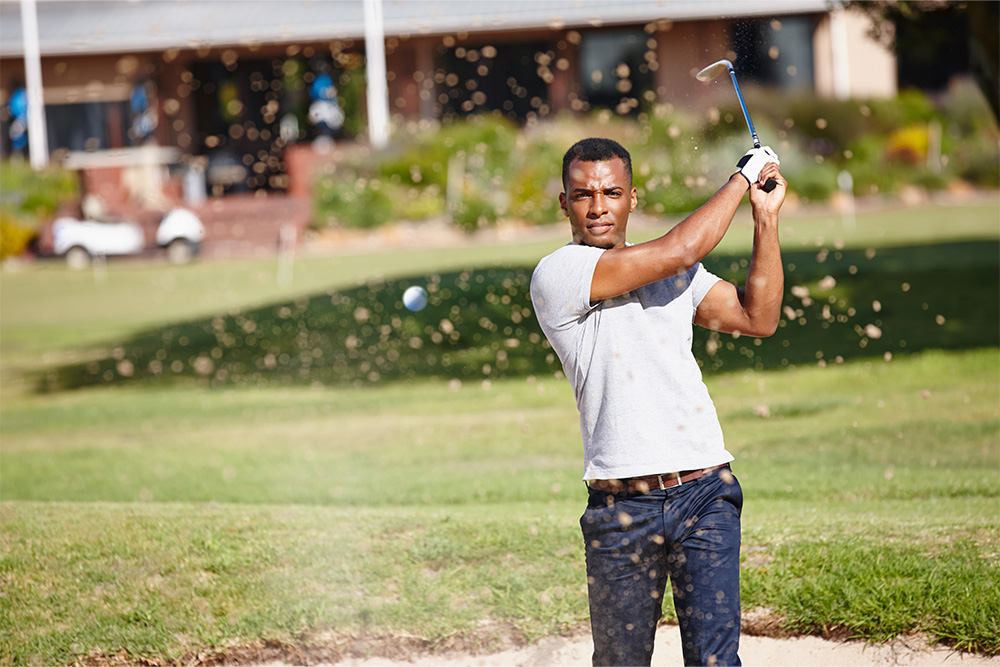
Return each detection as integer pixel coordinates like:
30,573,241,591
0,0,837,58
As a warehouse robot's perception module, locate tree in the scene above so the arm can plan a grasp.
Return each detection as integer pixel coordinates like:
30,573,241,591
848,1,999,120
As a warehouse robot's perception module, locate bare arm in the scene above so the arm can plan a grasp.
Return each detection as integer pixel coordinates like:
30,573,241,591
695,162,786,337
590,173,750,301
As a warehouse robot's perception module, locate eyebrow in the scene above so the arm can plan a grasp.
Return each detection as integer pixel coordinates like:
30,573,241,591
571,186,624,195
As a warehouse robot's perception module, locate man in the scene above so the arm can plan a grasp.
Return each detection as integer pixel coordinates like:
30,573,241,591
530,138,785,666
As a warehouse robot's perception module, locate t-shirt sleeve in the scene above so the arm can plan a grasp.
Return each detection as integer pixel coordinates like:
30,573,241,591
690,263,724,307
530,244,605,332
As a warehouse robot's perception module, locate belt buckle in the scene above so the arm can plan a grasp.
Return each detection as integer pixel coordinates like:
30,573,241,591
657,472,681,490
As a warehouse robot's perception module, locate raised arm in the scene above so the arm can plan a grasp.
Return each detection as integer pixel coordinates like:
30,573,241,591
694,162,786,337
589,173,750,302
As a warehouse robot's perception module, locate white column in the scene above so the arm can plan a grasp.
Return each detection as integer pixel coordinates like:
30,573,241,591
363,0,390,149
830,7,851,100
20,0,49,169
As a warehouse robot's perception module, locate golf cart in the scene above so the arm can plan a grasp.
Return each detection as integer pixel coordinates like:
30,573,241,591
52,206,204,269
47,146,207,268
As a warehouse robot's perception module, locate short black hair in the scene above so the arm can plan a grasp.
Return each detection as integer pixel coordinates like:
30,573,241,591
562,138,633,190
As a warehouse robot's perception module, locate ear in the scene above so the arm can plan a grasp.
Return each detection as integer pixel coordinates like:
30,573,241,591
629,187,638,212
559,192,569,217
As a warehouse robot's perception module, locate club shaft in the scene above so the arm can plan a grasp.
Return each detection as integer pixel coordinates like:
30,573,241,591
728,68,761,148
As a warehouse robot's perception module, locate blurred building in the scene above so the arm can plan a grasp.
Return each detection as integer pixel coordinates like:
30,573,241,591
0,0,895,201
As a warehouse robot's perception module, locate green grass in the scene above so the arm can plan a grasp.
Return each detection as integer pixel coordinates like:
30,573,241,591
1,198,998,664
2,350,997,664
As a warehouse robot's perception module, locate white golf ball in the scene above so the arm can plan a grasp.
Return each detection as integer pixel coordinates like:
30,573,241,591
402,285,428,312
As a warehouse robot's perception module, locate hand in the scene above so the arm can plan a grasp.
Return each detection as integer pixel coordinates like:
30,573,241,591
736,146,780,187
748,161,785,216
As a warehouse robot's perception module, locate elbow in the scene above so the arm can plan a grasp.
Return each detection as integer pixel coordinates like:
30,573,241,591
738,326,777,339
757,322,779,338
754,315,781,338
739,295,782,337
739,315,780,338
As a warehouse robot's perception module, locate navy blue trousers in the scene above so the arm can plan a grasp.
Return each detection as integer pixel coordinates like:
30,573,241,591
581,464,743,666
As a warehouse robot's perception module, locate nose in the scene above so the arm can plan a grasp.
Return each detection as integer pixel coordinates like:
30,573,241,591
588,193,608,218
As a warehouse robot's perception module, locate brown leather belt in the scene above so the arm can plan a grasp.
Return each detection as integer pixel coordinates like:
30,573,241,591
588,464,729,494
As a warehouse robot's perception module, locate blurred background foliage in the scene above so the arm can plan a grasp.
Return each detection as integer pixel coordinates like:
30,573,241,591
0,163,77,258
312,80,998,232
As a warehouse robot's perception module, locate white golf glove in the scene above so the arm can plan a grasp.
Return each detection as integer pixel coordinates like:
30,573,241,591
736,146,779,185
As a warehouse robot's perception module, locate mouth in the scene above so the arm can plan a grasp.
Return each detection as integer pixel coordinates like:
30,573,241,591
587,222,614,235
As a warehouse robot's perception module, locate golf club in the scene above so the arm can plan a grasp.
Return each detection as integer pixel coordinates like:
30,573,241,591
696,59,777,192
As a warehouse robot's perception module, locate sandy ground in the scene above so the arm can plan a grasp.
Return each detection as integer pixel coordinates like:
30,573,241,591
322,629,999,667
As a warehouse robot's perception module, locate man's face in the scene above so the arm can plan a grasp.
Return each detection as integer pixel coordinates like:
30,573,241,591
560,157,637,249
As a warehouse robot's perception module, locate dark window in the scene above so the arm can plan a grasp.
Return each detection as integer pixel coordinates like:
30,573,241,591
44,101,131,153
190,59,288,193
579,30,654,114
730,15,816,91
436,42,551,122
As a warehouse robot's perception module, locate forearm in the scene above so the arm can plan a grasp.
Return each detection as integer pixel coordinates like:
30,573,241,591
693,161,785,335
739,211,784,335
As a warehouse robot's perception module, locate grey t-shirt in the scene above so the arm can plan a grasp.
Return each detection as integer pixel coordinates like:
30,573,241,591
530,242,734,480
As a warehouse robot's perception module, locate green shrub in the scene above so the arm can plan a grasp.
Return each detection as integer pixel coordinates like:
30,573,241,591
381,114,519,188
957,149,1000,187
845,134,885,165
0,160,78,222
789,162,840,202
399,184,447,220
449,184,498,232
642,182,717,216
314,174,395,229
310,87,997,231
336,63,367,139
910,167,952,191
312,114,548,230
0,161,77,259
867,89,940,128
844,161,903,196
504,128,565,225
777,95,874,151
508,157,562,225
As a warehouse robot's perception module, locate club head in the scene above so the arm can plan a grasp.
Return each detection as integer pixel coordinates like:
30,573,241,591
695,59,733,82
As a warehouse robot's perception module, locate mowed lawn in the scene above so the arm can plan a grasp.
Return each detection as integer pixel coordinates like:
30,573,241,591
1,198,998,665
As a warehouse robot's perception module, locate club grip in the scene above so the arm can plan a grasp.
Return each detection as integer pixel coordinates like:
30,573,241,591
762,177,776,193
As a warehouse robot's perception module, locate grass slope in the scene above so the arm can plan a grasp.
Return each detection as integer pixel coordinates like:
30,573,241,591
2,350,998,664
26,238,1000,392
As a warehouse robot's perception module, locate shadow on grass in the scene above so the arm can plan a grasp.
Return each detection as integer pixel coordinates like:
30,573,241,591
37,240,999,392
